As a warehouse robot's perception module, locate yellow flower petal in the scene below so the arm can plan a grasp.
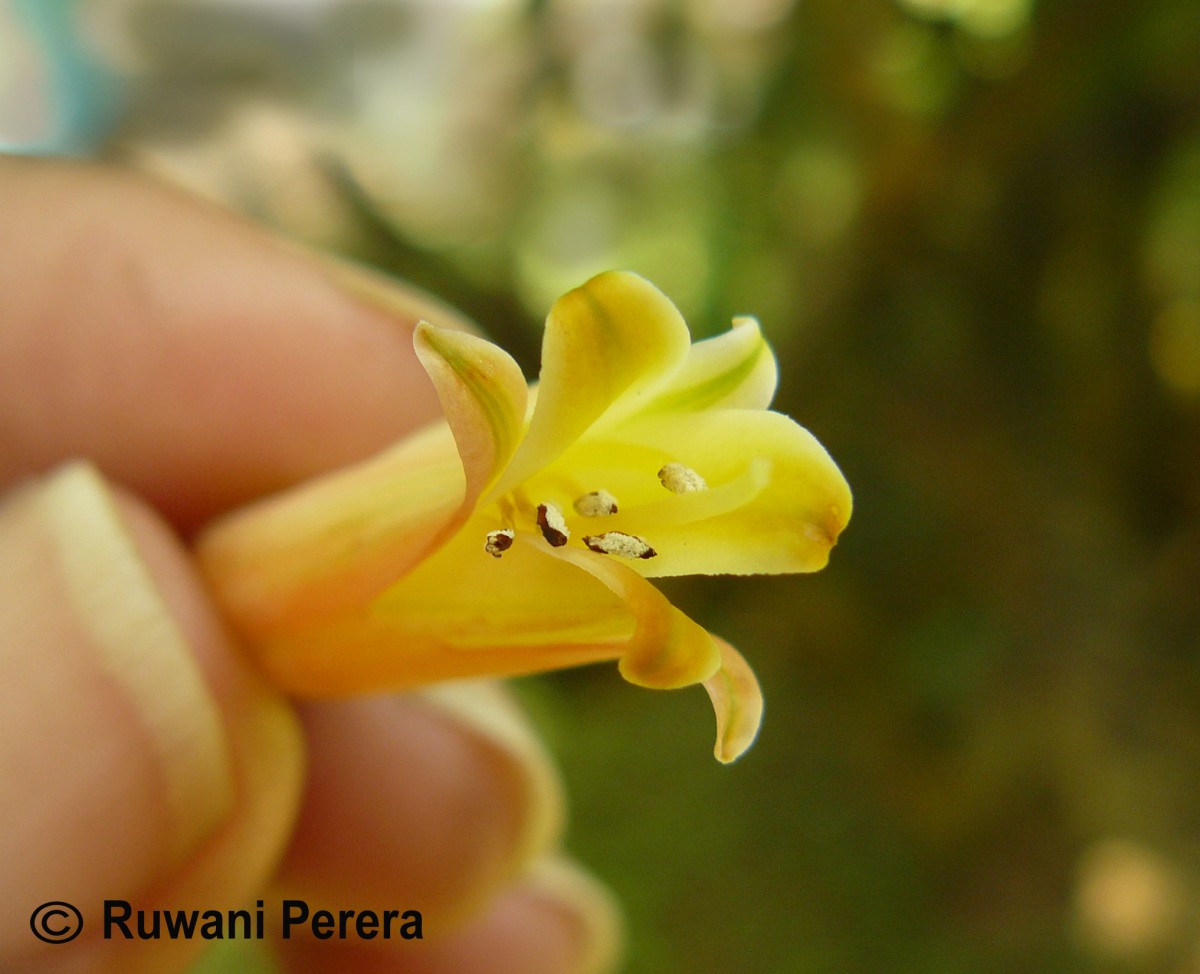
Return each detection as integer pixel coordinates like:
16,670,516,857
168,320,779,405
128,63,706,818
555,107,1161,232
546,545,721,690
602,409,853,577
197,423,464,640
703,637,764,764
526,440,771,537
414,321,528,509
519,407,849,578
247,523,716,696
640,316,778,413
247,517,636,695
372,518,633,650
251,614,625,696
494,271,691,497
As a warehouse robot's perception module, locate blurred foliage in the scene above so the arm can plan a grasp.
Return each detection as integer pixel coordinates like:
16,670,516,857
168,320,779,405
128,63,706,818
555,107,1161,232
17,0,1200,969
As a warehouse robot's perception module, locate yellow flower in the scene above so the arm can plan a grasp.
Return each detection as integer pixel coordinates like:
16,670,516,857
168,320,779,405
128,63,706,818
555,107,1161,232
196,271,851,762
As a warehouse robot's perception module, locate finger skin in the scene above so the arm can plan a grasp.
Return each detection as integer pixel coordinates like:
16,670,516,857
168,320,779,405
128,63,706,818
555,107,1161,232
0,159,606,974
0,471,304,974
0,156,442,529
274,883,589,974
274,693,559,925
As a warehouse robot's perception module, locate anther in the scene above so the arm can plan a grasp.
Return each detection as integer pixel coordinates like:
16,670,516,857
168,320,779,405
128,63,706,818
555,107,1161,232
484,528,514,558
573,489,620,517
658,462,707,494
583,532,657,559
536,503,570,547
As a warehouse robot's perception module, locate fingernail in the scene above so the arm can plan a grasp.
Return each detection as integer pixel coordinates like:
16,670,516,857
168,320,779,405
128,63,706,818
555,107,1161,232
0,463,234,923
521,857,624,974
419,680,566,873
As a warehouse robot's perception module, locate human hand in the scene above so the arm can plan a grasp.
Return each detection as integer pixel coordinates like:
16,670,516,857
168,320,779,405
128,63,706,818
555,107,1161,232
0,157,619,974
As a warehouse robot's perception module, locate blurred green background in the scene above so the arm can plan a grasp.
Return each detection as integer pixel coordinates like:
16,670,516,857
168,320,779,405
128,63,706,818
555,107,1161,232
11,0,1200,970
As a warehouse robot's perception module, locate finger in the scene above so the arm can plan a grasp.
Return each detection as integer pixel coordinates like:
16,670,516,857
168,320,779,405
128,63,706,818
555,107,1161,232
274,681,564,926
0,156,465,529
273,858,622,974
0,463,304,974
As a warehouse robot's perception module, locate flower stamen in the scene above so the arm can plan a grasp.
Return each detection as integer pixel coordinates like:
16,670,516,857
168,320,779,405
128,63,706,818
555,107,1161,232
573,489,620,517
583,531,658,560
536,502,570,547
658,463,707,494
484,528,515,558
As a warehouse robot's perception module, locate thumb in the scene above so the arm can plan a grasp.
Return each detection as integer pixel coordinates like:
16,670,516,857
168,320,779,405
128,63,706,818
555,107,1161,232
0,462,304,974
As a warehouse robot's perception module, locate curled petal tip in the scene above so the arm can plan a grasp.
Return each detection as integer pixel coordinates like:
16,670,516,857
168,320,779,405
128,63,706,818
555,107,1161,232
703,637,764,763
412,319,528,506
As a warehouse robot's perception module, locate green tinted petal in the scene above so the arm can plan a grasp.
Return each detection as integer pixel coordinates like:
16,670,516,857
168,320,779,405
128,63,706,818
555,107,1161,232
641,316,777,413
494,271,690,496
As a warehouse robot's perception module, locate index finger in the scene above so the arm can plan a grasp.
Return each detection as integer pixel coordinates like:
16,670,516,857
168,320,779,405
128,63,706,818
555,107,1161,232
0,156,456,529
